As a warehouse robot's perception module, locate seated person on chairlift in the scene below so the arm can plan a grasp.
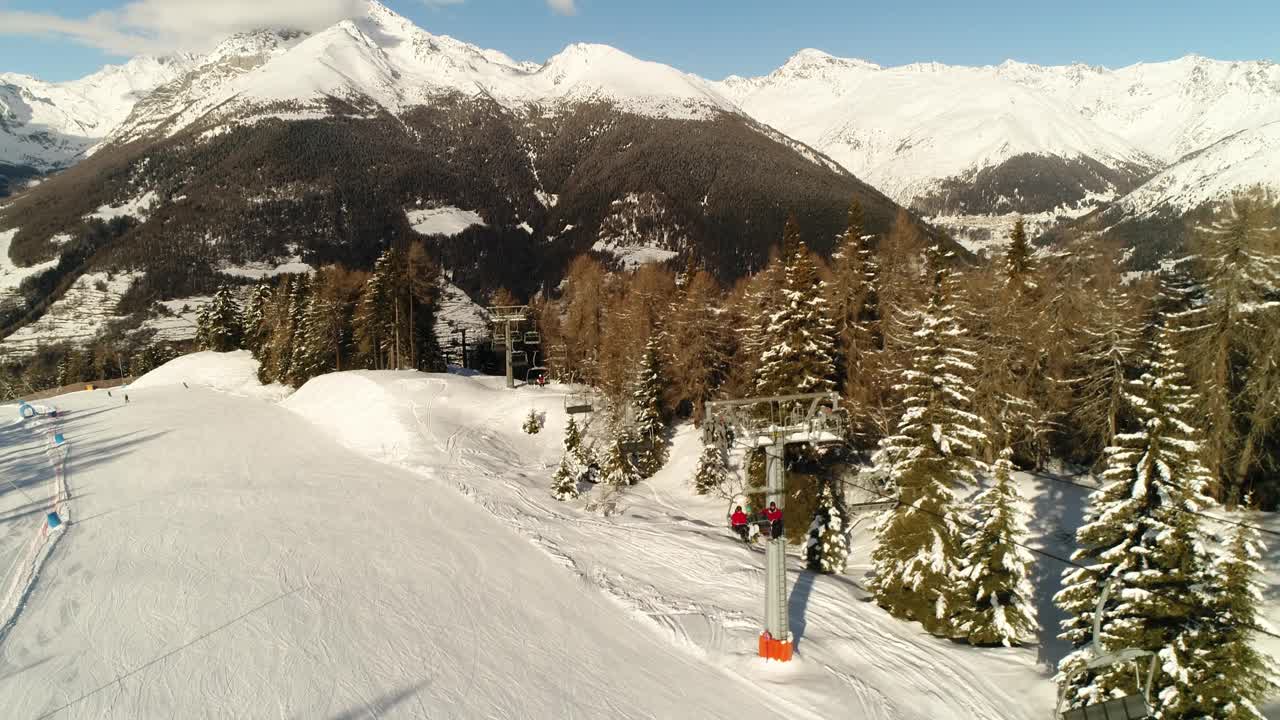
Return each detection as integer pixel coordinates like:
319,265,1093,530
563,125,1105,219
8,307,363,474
765,502,783,539
730,505,750,542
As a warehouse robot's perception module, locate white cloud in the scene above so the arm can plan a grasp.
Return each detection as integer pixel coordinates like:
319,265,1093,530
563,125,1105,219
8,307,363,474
0,0,368,55
547,0,577,16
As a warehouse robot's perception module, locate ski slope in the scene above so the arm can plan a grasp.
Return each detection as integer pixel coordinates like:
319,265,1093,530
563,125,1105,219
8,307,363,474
0,356,789,719
2,353,1277,718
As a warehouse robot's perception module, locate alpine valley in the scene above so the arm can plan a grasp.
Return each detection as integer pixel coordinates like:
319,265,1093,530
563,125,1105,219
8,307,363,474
1,0,1278,358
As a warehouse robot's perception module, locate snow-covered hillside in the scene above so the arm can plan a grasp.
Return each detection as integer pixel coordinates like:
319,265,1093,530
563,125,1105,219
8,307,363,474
719,50,1280,232
101,0,736,146
0,56,195,171
0,357,790,719
1114,120,1280,216
719,50,1156,207
2,356,1278,718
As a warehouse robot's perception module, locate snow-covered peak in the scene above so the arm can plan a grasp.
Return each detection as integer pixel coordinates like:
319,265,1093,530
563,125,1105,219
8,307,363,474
1114,120,1280,216
0,54,198,170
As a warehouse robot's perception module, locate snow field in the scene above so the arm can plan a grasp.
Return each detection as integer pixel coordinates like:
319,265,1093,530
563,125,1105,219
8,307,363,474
0,404,73,650
2,352,1276,717
129,350,290,401
285,370,1059,719
0,356,793,719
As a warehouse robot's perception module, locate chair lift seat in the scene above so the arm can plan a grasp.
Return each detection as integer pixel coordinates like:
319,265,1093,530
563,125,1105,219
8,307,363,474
564,393,592,414
524,331,540,344
1060,694,1149,720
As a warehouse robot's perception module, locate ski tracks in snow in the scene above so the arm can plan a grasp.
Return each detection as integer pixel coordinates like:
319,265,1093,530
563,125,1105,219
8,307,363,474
388,377,1049,719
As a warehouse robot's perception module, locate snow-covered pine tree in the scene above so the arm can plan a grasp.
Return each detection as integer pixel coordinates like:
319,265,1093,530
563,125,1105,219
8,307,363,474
600,429,640,487
194,302,213,350
957,447,1037,647
1072,283,1144,456
806,482,849,574
279,276,308,387
293,286,337,382
631,333,666,476
693,442,730,495
1180,191,1280,505
1054,330,1217,716
1192,512,1278,719
241,281,273,355
205,284,244,352
754,217,837,399
353,266,389,370
552,417,590,500
827,198,887,451
523,409,542,434
868,243,985,637
550,456,580,501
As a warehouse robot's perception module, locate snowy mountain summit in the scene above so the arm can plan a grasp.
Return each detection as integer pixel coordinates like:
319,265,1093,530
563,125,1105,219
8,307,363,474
720,50,1280,243
105,0,739,146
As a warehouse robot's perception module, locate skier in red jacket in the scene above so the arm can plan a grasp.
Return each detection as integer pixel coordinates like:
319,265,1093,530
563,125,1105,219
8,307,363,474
764,502,783,539
730,505,751,542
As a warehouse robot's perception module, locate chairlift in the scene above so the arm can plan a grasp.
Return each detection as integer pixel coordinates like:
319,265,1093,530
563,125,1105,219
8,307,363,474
1056,581,1158,720
564,393,593,414
527,366,549,384
524,331,541,345
510,351,529,367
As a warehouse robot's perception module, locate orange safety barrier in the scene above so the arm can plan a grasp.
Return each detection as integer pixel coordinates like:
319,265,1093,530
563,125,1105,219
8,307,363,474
758,632,793,662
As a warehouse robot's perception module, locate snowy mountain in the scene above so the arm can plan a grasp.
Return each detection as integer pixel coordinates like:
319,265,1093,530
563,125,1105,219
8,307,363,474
0,55,196,180
719,50,1280,253
105,1,738,146
0,0,927,361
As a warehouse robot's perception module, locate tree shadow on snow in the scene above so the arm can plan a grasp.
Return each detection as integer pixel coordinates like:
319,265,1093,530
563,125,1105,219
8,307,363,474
1026,471,1092,671
322,678,432,720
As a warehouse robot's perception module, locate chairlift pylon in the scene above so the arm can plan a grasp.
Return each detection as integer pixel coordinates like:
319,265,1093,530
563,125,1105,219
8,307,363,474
1055,580,1158,720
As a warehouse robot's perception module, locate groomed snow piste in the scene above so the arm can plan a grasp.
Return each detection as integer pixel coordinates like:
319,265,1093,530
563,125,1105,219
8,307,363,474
2,353,1277,718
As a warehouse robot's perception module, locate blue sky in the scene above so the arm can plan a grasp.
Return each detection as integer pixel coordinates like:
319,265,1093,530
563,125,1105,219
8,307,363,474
2,0,1278,82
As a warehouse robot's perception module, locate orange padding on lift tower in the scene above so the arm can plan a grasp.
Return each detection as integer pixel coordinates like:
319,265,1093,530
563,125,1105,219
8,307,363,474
758,632,793,662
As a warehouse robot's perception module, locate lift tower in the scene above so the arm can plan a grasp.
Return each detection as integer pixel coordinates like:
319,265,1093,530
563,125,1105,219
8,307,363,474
704,392,846,662
488,305,528,389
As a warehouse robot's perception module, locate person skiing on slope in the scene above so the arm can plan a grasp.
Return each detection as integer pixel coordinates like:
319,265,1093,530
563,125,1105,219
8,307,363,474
764,501,783,539
731,505,751,543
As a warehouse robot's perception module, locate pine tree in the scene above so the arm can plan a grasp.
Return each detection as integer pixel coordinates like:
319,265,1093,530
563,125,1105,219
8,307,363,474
600,429,640,487
523,409,542,434
552,417,589,500
268,275,308,387
828,199,887,451
242,281,273,355
1072,283,1144,456
869,244,985,636
755,217,837,399
551,456,580,501
665,269,730,423
1192,514,1278,719
693,442,730,495
806,483,849,574
353,266,390,370
1179,191,1280,504
957,448,1038,647
205,284,244,352
631,333,666,476
1005,218,1036,291
1054,331,1217,716
194,302,213,350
